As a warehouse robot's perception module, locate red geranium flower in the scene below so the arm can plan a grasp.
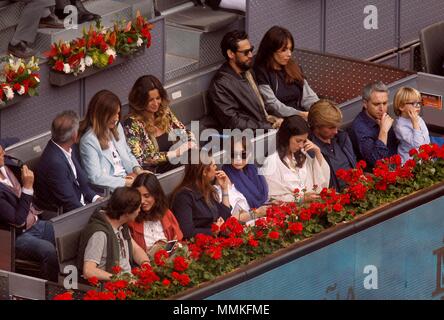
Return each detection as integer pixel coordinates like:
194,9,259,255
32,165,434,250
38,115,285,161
173,256,189,272
268,231,280,240
88,276,99,286
111,265,122,274
53,292,73,300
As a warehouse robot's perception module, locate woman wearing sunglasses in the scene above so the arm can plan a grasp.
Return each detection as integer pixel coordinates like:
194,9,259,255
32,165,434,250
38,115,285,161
221,136,269,220
254,26,319,121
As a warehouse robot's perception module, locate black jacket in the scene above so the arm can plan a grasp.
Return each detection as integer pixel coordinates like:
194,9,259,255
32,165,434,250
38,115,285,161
35,140,97,213
171,188,232,240
208,63,272,130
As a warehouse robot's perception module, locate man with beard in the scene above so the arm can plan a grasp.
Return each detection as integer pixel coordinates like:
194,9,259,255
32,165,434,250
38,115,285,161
308,100,357,191
349,82,398,169
208,30,281,131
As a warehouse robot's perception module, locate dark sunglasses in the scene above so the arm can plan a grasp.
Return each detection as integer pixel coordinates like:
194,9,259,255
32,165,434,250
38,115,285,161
237,46,254,56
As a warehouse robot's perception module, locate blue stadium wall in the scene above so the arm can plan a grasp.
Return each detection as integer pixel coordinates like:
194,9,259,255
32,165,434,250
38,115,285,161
205,196,444,300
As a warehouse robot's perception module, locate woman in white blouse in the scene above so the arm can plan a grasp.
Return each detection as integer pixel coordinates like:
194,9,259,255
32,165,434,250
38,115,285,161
260,115,330,202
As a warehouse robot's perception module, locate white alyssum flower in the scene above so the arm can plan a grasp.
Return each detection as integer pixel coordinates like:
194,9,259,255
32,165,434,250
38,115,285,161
4,85,14,100
136,37,143,47
78,58,86,73
85,56,93,67
63,63,71,74
105,48,116,58
17,85,25,95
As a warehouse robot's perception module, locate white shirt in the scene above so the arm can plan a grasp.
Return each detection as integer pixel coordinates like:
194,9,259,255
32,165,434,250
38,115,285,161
108,141,126,178
53,141,100,204
0,166,33,196
143,220,167,249
216,184,250,215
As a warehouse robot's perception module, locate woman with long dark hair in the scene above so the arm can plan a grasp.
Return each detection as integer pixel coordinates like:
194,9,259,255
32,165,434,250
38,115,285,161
129,173,183,255
254,26,319,121
171,152,232,239
79,90,144,190
260,115,330,202
123,75,195,174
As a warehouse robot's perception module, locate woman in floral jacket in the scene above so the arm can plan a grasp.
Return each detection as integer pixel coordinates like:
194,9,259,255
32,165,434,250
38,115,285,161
123,75,195,173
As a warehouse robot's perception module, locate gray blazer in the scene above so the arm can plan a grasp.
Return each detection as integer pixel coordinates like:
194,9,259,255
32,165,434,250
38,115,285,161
79,123,140,190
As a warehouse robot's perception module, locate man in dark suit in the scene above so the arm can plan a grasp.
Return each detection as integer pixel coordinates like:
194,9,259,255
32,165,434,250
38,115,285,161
35,110,100,213
0,142,59,282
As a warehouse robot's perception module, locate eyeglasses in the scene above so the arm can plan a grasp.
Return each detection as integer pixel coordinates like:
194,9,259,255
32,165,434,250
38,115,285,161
237,46,254,56
405,101,422,108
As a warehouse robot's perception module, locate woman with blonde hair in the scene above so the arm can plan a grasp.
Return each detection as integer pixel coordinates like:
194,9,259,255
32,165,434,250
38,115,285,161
123,75,195,174
79,90,144,190
308,99,356,191
393,87,430,163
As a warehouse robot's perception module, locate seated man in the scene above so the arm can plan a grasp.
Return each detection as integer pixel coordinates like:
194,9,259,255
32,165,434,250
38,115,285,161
349,82,398,169
308,99,357,191
77,187,150,281
207,30,281,131
35,110,100,213
8,0,64,58
0,143,58,282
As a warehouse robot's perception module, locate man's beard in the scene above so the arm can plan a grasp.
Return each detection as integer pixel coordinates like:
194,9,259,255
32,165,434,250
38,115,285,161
235,59,252,72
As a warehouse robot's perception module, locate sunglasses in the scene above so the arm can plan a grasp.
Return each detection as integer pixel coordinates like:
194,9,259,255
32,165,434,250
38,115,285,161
237,46,254,56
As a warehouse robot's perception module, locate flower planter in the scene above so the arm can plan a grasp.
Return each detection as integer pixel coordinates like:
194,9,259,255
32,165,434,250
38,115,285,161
49,48,145,87
0,94,29,110
169,181,444,300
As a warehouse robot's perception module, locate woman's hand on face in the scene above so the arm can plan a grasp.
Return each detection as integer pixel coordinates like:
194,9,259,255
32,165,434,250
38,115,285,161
303,139,321,155
215,170,231,190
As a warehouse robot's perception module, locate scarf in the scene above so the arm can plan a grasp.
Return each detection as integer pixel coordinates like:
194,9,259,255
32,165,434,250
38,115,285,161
222,164,268,209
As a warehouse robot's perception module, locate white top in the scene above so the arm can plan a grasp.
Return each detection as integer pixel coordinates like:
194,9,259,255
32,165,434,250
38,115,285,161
108,141,126,178
143,220,167,249
216,184,250,215
260,151,330,202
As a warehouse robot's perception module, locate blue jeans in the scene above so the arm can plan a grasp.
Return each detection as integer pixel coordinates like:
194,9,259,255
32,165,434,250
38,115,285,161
15,220,59,282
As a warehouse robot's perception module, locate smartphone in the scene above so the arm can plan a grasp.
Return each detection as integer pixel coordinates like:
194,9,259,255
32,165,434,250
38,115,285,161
165,240,178,253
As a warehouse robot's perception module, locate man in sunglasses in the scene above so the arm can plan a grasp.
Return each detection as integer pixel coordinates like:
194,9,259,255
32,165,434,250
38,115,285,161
0,142,59,282
208,30,282,132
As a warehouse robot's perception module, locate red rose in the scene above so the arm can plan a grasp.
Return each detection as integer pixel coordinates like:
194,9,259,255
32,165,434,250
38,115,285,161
154,249,169,266
88,276,99,286
162,279,171,287
53,292,73,300
116,290,126,300
173,256,189,272
409,148,418,157
111,265,122,274
333,203,343,212
54,60,64,72
268,231,280,240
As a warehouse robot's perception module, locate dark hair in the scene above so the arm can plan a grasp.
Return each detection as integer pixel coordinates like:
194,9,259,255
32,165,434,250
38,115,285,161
255,26,304,85
126,74,172,134
106,187,141,220
171,151,218,206
78,90,121,150
277,115,310,168
220,30,249,61
132,173,169,223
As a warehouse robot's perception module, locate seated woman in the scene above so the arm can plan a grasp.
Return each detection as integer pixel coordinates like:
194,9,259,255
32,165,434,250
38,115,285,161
220,136,269,220
171,152,232,240
261,115,330,203
77,187,150,281
254,25,319,121
123,75,195,174
129,173,183,258
79,90,145,191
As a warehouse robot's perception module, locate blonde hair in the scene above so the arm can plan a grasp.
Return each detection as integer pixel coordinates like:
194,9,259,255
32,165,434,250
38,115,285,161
308,99,342,128
393,87,421,116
